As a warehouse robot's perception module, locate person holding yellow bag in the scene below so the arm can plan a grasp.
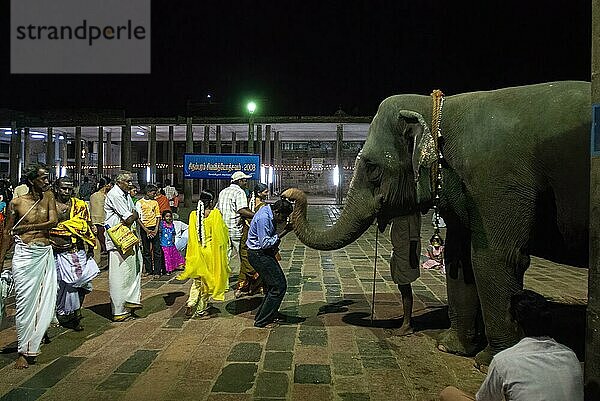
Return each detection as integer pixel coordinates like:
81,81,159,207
50,177,100,331
104,171,143,322
178,190,230,318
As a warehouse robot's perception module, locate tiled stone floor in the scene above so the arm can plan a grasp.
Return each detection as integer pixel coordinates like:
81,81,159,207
0,206,588,401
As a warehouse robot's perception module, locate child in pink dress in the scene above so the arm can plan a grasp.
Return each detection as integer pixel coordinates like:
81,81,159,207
422,233,445,274
160,210,186,273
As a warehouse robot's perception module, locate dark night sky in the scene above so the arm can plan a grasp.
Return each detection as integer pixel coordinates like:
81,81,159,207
0,1,592,117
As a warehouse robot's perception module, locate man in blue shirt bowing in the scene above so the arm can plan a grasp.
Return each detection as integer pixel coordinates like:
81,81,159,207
246,199,294,328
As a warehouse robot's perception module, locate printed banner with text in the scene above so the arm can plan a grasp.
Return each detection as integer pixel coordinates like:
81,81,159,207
183,153,260,180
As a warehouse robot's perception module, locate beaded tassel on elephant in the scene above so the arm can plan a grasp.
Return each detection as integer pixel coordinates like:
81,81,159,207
430,89,445,240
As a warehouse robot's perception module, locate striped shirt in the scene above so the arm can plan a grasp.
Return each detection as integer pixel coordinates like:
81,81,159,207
163,185,178,206
217,184,248,239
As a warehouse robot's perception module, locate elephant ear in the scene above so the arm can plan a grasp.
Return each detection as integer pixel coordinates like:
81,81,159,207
398,110,436,204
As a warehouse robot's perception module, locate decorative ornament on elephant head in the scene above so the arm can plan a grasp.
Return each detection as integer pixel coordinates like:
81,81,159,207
282,81,591,367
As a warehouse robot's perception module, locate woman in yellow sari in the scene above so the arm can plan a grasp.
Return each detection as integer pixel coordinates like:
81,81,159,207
178,190,230,318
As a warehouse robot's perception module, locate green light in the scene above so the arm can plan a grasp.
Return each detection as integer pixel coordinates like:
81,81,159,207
247,101,257,114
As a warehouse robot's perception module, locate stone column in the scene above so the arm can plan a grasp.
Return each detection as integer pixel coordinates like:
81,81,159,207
61,134,68,176
184,117,193,207
106,130,112,176
121,118,132,172
54,131,61,178
265,125,272,191
203,125,210,153
216,126,222,153
46,127,55,173
149,125,157,183
214,126,222,193
274,130,281,193
10,121,19,183
264,125,272,166
256,124,262,159
97,126,104,177
168,126,174,184
23,127,31,169
248,118,255,154
75,126,82,181
202,125,210,191
231,131,237,153
335,124,344,205
587,0,600,394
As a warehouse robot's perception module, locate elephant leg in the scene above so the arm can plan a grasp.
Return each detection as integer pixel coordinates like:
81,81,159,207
471,246,526,366
466,187,534,366
438,266,482,356
437,215,484,356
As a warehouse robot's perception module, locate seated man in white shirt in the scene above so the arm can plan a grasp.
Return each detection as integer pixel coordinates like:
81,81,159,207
172,213,188,257
439,289,583,401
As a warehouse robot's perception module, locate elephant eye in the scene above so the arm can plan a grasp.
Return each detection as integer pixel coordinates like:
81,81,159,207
366,162,382,184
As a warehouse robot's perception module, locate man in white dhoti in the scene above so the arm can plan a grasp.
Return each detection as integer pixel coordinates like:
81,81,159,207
50,177,100,331
0,164,58,369
104,171,143,322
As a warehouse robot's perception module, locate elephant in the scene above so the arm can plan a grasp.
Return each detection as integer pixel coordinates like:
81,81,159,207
282,81,591,366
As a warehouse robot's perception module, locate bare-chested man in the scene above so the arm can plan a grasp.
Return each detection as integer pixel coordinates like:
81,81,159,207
50,177,100,331
0,164,58,369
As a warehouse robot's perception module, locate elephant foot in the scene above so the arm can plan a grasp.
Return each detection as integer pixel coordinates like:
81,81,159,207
474,346,494,373
436,329,482,357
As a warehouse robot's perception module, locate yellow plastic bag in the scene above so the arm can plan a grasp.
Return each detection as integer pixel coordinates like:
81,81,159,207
106,223,139,254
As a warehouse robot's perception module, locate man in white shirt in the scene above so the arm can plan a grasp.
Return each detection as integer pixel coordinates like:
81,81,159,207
172,214,188,256
104,171,143,322
439,289,583,401
162,179,179,212
217,171,255,274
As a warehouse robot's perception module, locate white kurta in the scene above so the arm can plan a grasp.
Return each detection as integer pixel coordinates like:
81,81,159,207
12,241,57,356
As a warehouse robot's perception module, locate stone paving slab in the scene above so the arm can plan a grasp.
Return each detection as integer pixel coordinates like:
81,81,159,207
264,351,293,371
212,363,258,393
0,206,588,400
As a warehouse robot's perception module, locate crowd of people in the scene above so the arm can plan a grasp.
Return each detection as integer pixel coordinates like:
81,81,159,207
0,164,294,369
0,164,585,400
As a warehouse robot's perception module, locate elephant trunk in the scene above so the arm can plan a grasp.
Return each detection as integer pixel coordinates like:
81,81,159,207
283,187,378,250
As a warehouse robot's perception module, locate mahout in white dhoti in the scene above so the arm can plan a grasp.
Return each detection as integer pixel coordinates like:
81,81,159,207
55,249,100,318
108,247,142,317
12,240,57,357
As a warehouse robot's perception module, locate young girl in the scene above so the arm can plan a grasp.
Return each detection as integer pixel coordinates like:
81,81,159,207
160,210,186,273
178,190,230,318
0,194,6,236
422,233,445,273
